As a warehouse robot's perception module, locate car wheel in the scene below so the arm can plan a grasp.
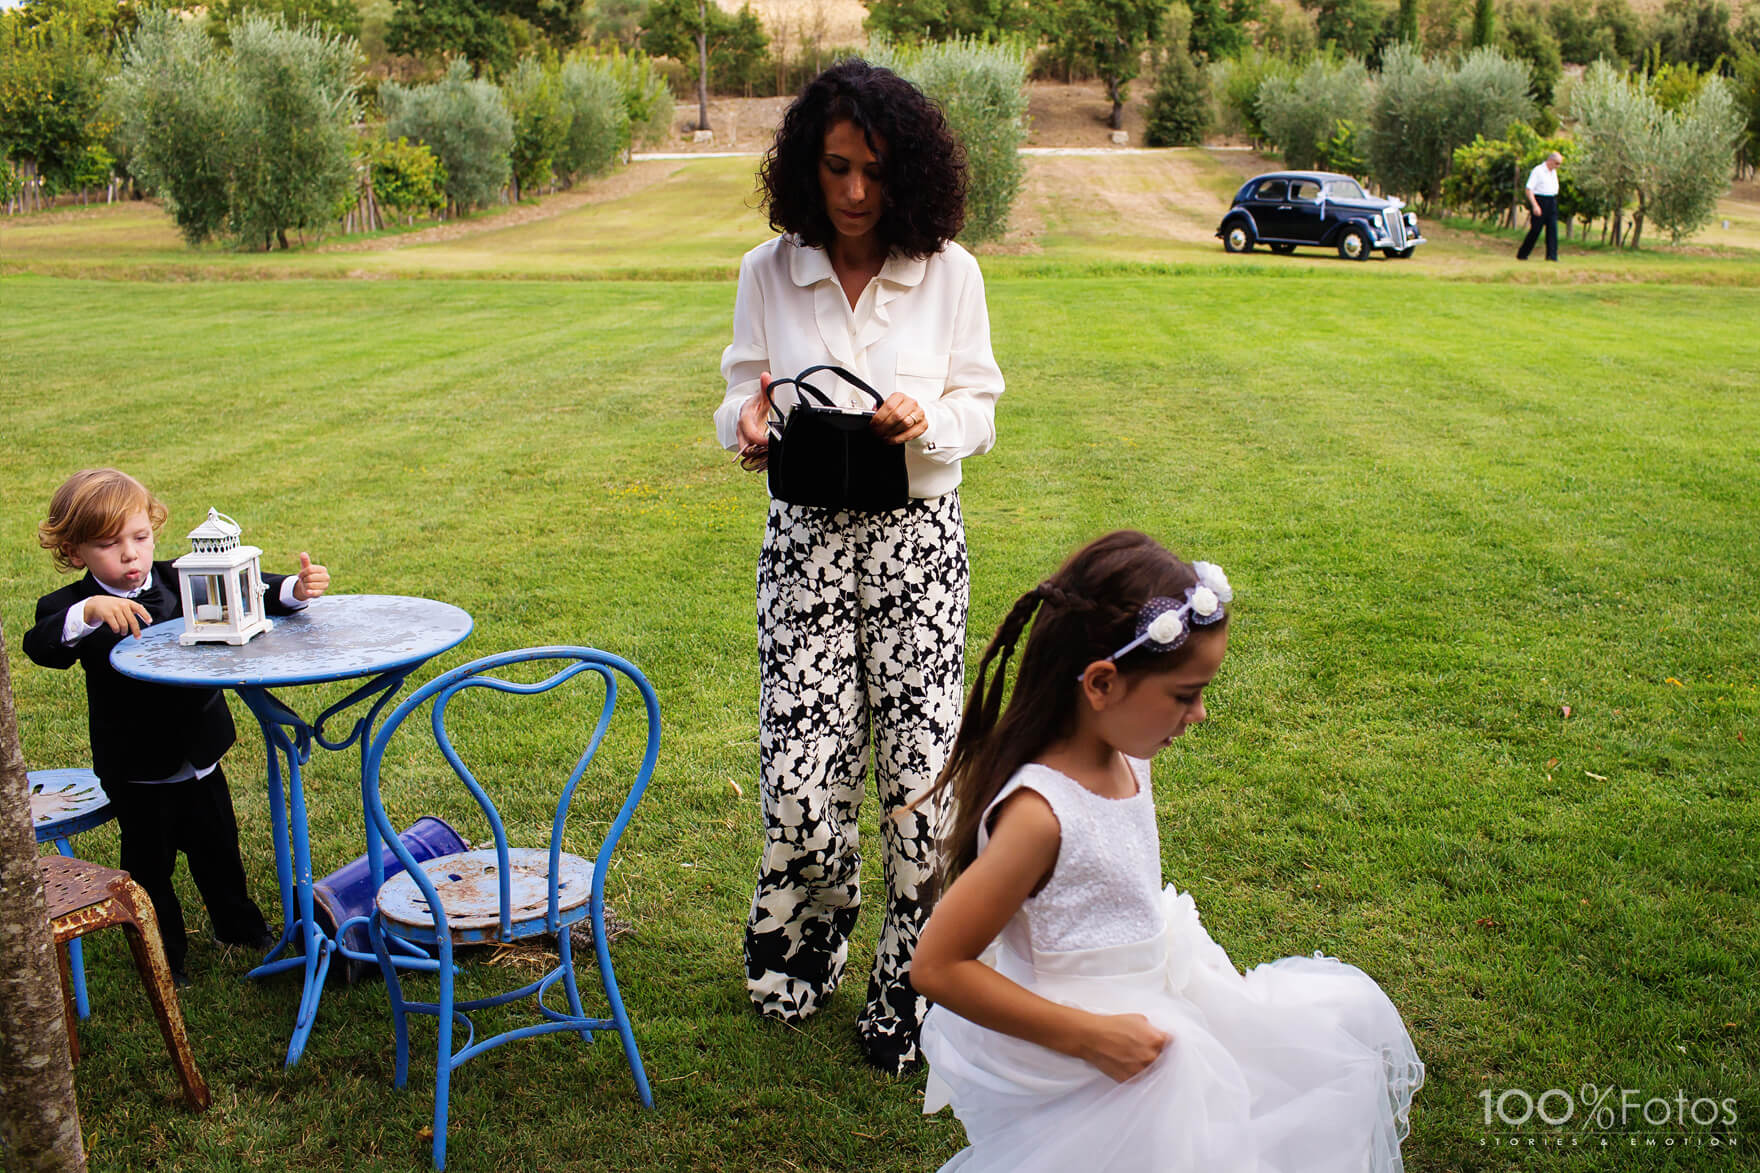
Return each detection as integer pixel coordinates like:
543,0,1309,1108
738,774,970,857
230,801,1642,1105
1270,243,1296,255
1337,227,1370,261
1393,246,1416,259
1223,223,1254,253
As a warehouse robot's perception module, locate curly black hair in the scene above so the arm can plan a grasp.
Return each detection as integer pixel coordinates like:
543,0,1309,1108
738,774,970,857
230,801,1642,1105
758,59,967,259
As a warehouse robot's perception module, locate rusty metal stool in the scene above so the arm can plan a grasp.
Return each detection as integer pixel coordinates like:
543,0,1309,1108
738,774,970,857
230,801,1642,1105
30,768,116,1020
40,854,211,1110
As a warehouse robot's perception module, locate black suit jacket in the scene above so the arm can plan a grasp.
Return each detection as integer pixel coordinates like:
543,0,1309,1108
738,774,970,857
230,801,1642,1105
23,560,297,784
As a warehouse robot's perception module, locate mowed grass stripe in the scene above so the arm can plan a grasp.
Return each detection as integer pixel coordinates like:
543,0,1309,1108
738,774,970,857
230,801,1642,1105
2,271,1755,1170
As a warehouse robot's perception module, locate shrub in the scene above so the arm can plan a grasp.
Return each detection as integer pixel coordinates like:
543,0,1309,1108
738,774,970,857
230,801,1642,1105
369,134,447,216
869,37,1030,245
588,44,673,148
1256,54,1371,169
505,54,571,198
382,59,514,211
69,141,113,191
1315,116,1368,174
226,14,359,249
1217,49,1288,145
556,53,631,182
1144,48,1211,146
0,155,22,204
109,10,237,243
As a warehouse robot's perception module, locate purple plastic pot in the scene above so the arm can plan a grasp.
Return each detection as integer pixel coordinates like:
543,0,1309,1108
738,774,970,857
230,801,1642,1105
312,815,468,982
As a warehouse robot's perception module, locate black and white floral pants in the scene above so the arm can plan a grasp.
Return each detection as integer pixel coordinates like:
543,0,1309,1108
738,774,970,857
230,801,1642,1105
745,492,967,1066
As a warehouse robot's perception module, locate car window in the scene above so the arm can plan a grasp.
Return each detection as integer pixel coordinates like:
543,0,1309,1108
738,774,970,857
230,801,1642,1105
1324,178,1366,199
1290,180,1322,201
1254,179,1287,200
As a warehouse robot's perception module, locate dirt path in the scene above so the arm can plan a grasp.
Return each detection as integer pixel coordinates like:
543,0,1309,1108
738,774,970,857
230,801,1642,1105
317,163,680,252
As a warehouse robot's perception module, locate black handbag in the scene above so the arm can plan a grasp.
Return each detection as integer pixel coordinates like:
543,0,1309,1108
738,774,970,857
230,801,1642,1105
766,364,910,513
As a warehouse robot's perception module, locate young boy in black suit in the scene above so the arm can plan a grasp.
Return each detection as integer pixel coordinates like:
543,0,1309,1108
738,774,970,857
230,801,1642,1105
24,468,331,981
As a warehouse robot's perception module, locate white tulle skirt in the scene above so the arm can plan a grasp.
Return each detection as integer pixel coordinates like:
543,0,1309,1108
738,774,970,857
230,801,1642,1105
920,886,1424,1173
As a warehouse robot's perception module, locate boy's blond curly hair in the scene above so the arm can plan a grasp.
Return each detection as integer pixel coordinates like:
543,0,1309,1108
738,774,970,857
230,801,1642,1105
39,469,168,573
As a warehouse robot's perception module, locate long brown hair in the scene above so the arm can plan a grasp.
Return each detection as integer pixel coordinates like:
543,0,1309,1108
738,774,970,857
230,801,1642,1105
928,531,1222,888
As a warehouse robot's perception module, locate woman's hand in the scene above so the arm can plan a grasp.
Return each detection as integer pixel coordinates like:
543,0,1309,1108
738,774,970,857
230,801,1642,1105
736,373,775,471
871,393,928,445
1078,1012,1171,1083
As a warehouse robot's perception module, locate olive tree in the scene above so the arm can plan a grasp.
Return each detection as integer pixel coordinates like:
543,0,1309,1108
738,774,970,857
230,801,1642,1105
1368,43,1532,202
109,9,236,243
227,14,358,249
382,59,513,211
555,54,630,183
1646,77,1743,242
1569,59,1650,244
869,37,1030,245
1257,55,1372,170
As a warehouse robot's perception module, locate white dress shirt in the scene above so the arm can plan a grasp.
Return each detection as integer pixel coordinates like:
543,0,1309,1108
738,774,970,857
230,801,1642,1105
1526,162,1559,197
716,235,1004,500
62,570,307,784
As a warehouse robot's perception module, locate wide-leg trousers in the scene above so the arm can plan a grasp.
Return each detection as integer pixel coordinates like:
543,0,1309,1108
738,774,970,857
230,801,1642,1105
744,491,967,1064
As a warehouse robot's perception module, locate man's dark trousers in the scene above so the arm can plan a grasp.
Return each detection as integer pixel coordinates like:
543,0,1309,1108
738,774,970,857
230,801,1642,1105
1518,194,1558,261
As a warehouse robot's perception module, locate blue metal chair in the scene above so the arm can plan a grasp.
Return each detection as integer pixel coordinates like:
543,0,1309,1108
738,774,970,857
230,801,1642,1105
29,768,116,1019
361,647,660,1169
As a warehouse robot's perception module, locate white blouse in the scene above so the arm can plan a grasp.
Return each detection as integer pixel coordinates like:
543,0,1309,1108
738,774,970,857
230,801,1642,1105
716,235,1005,500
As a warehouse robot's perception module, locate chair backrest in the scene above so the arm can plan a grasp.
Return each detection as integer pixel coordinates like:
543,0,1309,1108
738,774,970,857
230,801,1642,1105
362,646,661,939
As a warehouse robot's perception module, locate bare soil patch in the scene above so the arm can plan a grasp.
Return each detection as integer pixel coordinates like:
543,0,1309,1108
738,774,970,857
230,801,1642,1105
651,82,1167,152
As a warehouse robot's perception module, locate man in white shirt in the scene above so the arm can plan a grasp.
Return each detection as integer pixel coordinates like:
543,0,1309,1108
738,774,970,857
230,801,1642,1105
1518,151,1563,262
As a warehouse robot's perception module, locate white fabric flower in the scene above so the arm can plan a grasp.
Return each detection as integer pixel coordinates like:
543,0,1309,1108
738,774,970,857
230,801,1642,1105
1147,610,1185,645
1193,562,1233,604
1189,586,1219,618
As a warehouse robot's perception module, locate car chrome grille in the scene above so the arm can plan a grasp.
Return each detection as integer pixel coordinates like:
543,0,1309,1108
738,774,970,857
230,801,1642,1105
1383,209,1405,247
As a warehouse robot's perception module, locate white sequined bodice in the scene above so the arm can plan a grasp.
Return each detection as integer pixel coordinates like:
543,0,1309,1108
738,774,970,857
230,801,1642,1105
979,759,1164,953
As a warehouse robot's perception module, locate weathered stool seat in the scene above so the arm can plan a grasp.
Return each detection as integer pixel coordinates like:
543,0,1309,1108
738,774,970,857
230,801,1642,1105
376,848,594,938
30,768,116,1021
41,854,210,1111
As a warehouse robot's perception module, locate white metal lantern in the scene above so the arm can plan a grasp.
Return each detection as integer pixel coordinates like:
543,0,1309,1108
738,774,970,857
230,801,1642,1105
174,509,273,646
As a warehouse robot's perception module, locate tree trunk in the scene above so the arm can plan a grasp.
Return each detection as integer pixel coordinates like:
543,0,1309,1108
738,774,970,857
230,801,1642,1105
696,4,710,133
1107,76,1124,130
0,620,86,1170
1629,191,1644,249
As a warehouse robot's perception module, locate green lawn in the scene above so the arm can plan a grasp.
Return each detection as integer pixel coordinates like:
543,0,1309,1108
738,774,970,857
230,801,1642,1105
2,168,1757,1172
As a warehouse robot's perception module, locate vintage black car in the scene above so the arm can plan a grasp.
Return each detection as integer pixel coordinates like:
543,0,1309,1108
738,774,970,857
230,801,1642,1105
1216,171,1424,260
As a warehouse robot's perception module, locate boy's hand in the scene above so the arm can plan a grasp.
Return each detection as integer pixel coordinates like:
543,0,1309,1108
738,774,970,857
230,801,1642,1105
292,552,330,601
86,595,152,638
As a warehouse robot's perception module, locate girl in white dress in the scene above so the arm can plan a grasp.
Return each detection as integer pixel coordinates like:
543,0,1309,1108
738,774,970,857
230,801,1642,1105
912,531,1423,1172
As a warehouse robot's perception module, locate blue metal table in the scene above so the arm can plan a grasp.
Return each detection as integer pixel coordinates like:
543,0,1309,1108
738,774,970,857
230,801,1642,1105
111,594,473,1067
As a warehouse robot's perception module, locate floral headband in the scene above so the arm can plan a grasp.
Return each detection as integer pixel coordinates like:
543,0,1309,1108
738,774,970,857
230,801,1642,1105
1102,562,1233,665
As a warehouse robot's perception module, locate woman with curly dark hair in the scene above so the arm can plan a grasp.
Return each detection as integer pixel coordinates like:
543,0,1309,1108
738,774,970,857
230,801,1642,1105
713,58,1005,1073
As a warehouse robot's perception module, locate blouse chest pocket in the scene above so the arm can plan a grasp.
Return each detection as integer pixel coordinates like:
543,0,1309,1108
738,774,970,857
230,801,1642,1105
895,351,950,401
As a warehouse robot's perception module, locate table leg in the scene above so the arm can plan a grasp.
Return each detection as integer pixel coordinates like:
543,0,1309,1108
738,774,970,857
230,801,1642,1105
239,689,335,1069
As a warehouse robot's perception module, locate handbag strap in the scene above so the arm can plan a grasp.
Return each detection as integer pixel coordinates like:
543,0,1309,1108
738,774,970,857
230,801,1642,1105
766,364,885,428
